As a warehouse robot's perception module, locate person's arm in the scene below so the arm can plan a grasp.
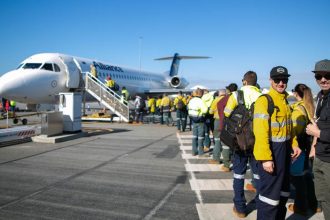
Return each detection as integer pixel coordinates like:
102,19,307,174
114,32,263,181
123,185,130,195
309,136,317,158
253,96,273,164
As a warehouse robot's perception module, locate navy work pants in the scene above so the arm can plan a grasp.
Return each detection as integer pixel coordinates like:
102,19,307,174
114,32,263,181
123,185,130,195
232,150,259,213
256,141,291,220
176,110,187,131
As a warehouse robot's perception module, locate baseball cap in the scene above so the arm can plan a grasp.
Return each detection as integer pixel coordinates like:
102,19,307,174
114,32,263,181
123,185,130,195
312,59,330,73
226,83,238,92
270,66,290,78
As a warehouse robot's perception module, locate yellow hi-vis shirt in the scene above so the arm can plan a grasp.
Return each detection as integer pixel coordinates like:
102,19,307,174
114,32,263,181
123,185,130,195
291,101,310,145
161,96,171,107
148,98,156,113
201,92,214,108
209,96,223,119
253,87,299,161
156,98,162,108
10,100,16,106
224,85,261,117
106,80,115,88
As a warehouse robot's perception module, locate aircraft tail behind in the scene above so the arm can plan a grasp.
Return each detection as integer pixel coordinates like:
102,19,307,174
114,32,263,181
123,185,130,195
155,53,210,77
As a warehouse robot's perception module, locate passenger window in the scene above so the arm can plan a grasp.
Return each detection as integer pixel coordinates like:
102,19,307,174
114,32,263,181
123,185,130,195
41,63,53,71
54,64,61,72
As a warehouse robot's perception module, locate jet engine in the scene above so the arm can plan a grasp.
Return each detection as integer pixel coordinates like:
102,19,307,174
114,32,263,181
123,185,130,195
169,76,189,89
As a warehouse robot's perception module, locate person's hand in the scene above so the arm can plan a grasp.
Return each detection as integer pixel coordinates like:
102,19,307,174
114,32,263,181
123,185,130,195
262,161,274,174
306,120,321,138
291,147,302,160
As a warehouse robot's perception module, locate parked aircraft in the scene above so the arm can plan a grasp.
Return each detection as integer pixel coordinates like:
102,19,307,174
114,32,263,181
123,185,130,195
0,53,209,109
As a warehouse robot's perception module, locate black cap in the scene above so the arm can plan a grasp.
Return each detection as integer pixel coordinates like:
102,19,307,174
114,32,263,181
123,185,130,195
270,66,290,78
226,83,238,92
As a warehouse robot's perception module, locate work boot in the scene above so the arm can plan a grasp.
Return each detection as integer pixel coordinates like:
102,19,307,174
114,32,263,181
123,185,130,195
203,146,210,152
232,207,246,218
208,159,220,164
219,164,231,172
288,204,307,216
245,183,256,193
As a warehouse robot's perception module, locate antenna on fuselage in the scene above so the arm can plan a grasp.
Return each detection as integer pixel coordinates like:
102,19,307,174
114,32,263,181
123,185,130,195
155,53,210,77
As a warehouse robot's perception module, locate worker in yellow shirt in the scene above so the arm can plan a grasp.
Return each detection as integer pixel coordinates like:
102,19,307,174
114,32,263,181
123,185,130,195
173,91,187,132
160,93,172,125
208,89,226,164
90,64,98,80
106,76,115,91
188,89,208,156
147,96,156,123
156,95,163,124
253,66,301,220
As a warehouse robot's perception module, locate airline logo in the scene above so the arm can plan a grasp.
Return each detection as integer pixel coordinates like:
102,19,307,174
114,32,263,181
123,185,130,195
93,61,124,73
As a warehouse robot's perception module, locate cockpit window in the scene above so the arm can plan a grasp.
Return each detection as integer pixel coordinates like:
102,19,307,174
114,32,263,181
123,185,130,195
22,63,42,69
41,63,53,71
16,63,24,69
54,63,61,72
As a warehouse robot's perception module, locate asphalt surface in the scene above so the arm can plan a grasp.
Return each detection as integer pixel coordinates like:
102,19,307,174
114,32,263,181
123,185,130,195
0,121,326,220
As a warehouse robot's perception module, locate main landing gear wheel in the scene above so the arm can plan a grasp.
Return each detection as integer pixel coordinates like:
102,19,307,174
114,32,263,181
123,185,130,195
22,118,28,125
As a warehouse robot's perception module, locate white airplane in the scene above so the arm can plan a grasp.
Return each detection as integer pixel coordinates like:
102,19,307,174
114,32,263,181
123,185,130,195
0,52,209,108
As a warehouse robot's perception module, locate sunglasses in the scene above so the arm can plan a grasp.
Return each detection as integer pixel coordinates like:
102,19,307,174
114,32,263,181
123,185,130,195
315,73,330,80
272,78,288,84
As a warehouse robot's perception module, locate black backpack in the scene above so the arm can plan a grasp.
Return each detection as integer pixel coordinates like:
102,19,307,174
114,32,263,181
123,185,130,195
177,98,185,110
220,90,274,151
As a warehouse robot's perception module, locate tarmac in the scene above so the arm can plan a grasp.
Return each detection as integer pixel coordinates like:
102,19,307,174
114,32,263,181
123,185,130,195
0,121,326,220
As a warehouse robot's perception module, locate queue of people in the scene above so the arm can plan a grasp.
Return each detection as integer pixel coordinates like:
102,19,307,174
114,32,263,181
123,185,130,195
183,59,329,220
89,59,330,219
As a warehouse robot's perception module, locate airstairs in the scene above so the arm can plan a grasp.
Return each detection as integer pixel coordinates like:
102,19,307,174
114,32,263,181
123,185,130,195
84,72,130,122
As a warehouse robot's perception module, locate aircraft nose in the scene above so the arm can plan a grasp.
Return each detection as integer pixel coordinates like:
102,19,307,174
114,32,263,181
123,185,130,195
0,70,26,100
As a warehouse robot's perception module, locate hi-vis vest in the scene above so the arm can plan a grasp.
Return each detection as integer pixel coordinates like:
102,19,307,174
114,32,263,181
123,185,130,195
188,97,208,117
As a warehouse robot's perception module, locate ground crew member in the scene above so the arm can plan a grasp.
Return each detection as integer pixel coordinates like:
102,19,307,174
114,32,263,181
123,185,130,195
224,71,262,218
188,88,208,156
10,100,16,116
253,66,301,220
173,91,187,132
208,89,227,164
160,93,171,126
201,89,214,152
147,96,156,123
306,59,330,219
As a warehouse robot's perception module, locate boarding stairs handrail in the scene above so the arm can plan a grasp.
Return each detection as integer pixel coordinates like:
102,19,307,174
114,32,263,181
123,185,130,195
84,72,129,122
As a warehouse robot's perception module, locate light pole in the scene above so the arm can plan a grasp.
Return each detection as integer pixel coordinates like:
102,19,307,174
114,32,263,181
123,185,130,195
139,36,143,72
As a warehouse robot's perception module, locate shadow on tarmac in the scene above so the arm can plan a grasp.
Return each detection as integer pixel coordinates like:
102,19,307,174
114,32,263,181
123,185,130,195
83,128,131,137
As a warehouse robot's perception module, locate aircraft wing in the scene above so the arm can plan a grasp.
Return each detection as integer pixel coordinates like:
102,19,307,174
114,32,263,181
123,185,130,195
144,88,194,96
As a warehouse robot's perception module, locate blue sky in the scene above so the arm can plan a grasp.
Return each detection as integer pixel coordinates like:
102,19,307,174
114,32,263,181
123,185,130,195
0,0,329,93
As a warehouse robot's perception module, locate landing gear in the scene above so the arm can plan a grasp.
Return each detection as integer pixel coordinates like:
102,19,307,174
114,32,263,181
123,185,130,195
12,117,28,125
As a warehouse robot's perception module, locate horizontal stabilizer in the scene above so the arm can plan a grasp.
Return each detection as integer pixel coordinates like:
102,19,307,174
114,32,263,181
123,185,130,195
155,53,210,77
155,56,210,61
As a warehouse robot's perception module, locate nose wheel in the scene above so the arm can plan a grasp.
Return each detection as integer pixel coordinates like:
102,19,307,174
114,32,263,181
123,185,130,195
13,117,28,125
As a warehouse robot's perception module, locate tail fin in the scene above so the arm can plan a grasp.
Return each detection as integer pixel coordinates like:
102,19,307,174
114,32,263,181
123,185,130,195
155,53,210,77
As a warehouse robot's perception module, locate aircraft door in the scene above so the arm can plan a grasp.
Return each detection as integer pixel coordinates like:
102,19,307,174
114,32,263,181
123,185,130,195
59,56,81,89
